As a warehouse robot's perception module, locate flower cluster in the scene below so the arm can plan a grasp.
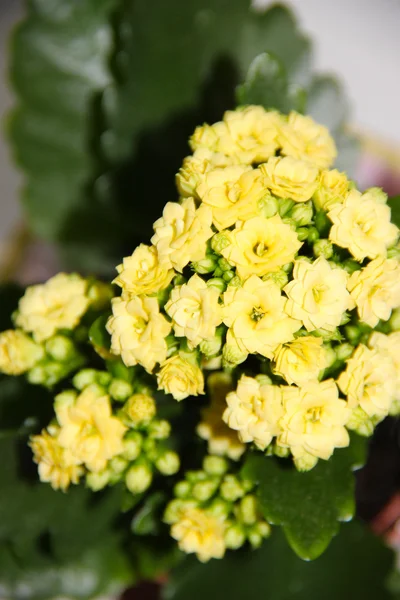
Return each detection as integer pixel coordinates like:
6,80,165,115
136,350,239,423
30,368,180,493
164,455,270,562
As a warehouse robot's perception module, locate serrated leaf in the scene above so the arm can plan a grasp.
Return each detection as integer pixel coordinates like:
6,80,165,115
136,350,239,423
306,75,349,131
242,434,367,560
165,520,394,600
389,196,400,228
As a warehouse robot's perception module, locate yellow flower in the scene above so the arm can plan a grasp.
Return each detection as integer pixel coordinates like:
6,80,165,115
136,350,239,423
165,274,222,348
220,215,302,279
151,198,213,272
284,257,353,331
313,169,350,211
123,394,156,425
113,244,174,297
190,121,229,154
0,329,44,375
347,257,400,327
337,344,396,419
278,380,350,462
55,384,127,472
176,148,235,198
30,427,84,491
328,189,399,261
196,165,265,231
15,273,89,342
369,332,400,401
157,353,204,401
171,507,226,562
222,275,301,360
223,375,283,450
278,111,337,169
197,372,245,460
272,336,328,386
259,156,319,203
107,295,171,373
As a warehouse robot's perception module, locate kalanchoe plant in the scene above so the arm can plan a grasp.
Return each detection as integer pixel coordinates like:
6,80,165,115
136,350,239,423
2,107,400,577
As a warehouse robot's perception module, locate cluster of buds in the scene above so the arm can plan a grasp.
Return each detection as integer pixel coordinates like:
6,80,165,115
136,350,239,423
164,456,270,562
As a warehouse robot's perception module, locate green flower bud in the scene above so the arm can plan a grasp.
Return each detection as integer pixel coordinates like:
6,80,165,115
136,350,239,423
87,280,113,311
148,419,171,440
228,276,242,288
344,325,361,345
225,524,246,549
211,233,230,255
389,308,400,332
313,239,333,259
207,498,231,519
258,195,279,218
313,327,342,342
346,407,375,437
278,198,295,217
207,278,227,293
142,437,158,462
273,444,290,458
45,335,76,362
54,389,77,411
293,453,318,472
186,470,207,484
222,343,247,368
388,246,400,260
122,432,142,461
125,462,153,494
199,328,224,359
365,187,387,204
109,378,133,402
220,475,245,502
342,259,361,274
314,211,331,235
324,345,337,368
203,455,229,476
27,365,47,385
340,312,351,326
164,499,197,524
174,480,191,499
155,451,180,476
290,202,313,226
262,270,289,289
86,469,110,491
223,270,235,283
218,257,232,272
213,267,223,277
239,495,258,525
296,227,309,241
73,369,100,391
282,262,294,273
389,399,400,416
256,521,271,538
255,374,272,386
336,343,354,362
192,478,219,502
192,256,218,274
123,393,156,426
247,529,263,549
307,226,320,243
282,217,297,230
109,456,128,475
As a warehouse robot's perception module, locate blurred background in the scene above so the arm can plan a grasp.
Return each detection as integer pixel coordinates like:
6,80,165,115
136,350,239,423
1,0,400,252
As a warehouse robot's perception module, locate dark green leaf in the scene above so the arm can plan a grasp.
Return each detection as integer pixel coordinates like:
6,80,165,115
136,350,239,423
89,314,111,353
242,434,367,560
389,196,400,228
131,491,167,536
165,520,394,600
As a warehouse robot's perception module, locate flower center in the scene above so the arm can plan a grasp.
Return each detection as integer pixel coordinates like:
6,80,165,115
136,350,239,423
312,285,327,303
254,241,269,257
133,317,147,335
251,306,265,322
306,407,322,423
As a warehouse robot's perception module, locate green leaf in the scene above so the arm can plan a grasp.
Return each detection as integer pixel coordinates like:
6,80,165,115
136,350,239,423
165,520,394,600
242,434,367,560
131,491,167,536
89,314,111,353
236,52,306,113
389,196,400,228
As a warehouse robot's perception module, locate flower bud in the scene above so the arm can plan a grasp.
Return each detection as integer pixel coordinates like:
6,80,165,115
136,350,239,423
307,226,320,243
346,407,374,437
109,378,133,402
239,495,258,525
87,280,113,311
174,480,191,499
207,498,231,519
187,470,207,484
109,456,128,475
155,451,180,476
336,343,354,362
273,444,290,458
258,195,278,218
222,343,247,368
123,394,156,426
164,499,197,524
313,239,333,259
278,198,295,217
73,369,100,390
296,227,309,241
290,202,313,226
247,529,263,549
142,437,158,462
199,328,224,359
282,262,294,273
262,270,288,289
207,278,227,293
344,325,361,345
282,217,297,230
389,399,400,417
86,469,111,491
125,462,153,494
220,475,245,502
324,345,337,368
223,270,235,283
389,308,400,332
45,335,76,362
203,455,228,476
148,419,171,440
213,267,223,277
54,389,77,411
192,256,218,274
255,374,272,386
342,259,361,274
211,233,231,255
192,478,219,502
364,187,387,204
224,524,246,549
293,452,318,472
122,432,143,461
0,330,44,376
218,258,232,272
228,276,242,288
27,365,47,385
387,245,400,260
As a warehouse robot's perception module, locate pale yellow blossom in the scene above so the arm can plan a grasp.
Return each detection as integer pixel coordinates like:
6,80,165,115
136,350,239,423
171,507,226,562
151,198,213,272
30,427,84,491
222,275,301,360
190,121,229,154
278,111,337,169
197,372,245,460
223,375,283,450
55,384,127,472
259,156,319,203
368,331,400,401
165,274,222,348
313,169,350,211
338,344,397,419
0,329,43,375
177,148,235,197
15,273,89,342
196,165,265,231
157,353,204,401
107,295,171,373
220,215,302,279
328,189,398,261
113,245,174,297
347,257,400,327
272,336,329,385
284,257,353,331
278,380,350,462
